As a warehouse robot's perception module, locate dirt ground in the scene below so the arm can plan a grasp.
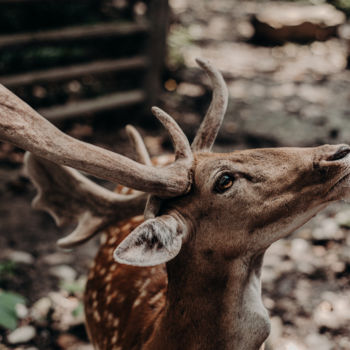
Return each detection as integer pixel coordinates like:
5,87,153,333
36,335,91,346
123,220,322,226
1,0,350,349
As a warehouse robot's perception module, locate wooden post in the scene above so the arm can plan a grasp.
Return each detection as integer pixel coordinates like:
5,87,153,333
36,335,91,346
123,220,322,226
146,0,169,109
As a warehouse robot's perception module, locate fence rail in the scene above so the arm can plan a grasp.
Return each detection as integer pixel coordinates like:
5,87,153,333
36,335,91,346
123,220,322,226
0,56,148,88
0,22,149,49
0,0,169,122
39,90,145,121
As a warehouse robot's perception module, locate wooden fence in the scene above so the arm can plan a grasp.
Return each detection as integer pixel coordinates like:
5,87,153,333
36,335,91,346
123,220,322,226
0,0,169,122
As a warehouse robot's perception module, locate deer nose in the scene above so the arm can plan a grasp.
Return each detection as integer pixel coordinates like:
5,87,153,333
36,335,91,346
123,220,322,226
327,145,350,161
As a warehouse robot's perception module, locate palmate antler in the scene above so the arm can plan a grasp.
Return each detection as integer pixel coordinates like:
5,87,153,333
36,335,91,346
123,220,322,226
0,58,227,194
0,84,192,197
25,126,150,249
0,58,228,244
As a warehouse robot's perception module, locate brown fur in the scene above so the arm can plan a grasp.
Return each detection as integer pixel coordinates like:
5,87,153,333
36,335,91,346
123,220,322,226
85,216,167,350
85,144,350,350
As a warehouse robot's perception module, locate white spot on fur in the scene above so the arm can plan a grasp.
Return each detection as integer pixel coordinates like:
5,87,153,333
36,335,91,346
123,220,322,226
100,233,107,245
121,223,132,232
111,333,118,344
133,298,141,308
106,294,113,305
105,274,112,282
142,278,151,290
149,292,163,305
131,215,144,223
140,289,147,298
111,227,120,236
134,280,143,288
109,236,117,245
93,310,101,322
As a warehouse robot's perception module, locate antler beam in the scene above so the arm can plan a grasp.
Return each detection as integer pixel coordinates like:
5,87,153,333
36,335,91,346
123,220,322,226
0,84,192,198
0,58,226,198
25,153,148,249
25,125,152,249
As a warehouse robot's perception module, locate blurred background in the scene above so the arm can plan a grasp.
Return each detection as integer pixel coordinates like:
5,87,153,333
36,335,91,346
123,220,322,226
0,0,350,349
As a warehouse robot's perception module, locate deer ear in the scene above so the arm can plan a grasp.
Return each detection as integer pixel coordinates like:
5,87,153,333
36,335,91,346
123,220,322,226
113,215,186,267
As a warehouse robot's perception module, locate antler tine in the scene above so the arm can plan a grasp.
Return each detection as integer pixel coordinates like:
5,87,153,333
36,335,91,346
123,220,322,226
126,124,163,219
144,107,193,215
151,106,192,161
24,153,147,249
0,84,192,198
144,195,161,219
191,58,228,152
125,125,152,166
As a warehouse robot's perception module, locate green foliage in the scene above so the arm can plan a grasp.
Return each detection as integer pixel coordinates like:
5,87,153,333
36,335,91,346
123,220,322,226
60,278,85,295
331,0,350,15
0,290,26,330
168,25,193,69
0,261,17,279
0,46,90,75
72,301,84,318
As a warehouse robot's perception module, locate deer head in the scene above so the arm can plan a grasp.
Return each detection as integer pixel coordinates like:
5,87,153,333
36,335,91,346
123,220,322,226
1,58,350,349
153,145,350,256
114,115,350,268
1,57,349,265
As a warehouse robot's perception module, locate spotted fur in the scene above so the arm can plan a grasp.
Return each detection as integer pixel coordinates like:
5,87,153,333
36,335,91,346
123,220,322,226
84,157,172,350
84,216,167,350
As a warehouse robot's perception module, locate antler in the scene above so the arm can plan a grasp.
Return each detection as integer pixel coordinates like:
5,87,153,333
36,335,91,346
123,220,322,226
25,153,148,249
151,107,192,160
125,125,152,166
0,58,227,200
25,125,152,249
191,58,228,152
143,59,228,217
0,84,192,198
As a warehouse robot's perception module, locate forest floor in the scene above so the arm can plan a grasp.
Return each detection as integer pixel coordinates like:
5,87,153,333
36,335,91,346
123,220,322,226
1,0,350,349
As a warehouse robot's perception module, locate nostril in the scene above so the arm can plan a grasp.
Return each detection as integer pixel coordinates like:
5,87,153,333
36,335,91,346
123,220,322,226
328,146,350,161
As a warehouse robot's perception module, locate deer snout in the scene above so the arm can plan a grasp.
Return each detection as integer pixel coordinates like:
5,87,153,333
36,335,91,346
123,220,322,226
327,145,350,161
316,144,350,166
311,145,350,194
315,144,350,202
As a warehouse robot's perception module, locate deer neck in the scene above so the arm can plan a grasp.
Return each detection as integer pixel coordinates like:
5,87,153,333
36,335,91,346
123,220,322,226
146,244,270,350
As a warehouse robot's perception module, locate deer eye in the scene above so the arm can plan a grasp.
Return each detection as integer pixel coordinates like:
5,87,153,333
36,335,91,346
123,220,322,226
214,174,235,193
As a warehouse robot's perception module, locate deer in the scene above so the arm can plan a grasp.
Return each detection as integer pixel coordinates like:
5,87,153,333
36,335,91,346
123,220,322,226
1,58,350,350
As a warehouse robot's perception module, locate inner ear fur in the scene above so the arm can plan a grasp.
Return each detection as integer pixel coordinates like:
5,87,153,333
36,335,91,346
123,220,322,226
113,214,188,267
